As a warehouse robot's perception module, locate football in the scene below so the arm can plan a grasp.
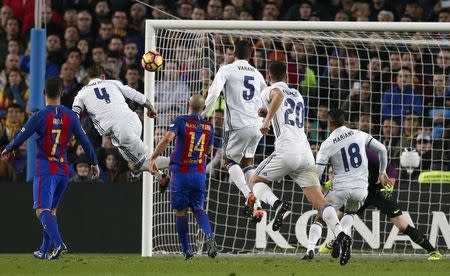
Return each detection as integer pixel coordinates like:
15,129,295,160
141,50,163,72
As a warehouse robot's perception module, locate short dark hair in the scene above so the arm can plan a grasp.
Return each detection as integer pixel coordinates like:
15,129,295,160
234,39,252,59
7,103,23,112
87,65,106,78
328,109,346,127
45,77,63,99
268,60,286,81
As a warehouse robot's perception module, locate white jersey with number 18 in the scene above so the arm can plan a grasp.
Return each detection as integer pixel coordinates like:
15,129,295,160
316,126,373,190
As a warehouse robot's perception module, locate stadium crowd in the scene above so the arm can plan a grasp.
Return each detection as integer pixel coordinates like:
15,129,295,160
0,0,449,183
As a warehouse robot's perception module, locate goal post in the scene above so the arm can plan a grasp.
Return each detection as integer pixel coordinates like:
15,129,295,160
143,20,450,257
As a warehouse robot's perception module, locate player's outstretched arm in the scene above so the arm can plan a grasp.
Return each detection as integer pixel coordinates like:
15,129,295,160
368,137,392,188
2,113,39,159
202,68,226,117
261,88,283,135
150,131,175,174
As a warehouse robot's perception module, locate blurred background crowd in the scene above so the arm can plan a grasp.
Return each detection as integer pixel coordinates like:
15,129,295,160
0,0,449,184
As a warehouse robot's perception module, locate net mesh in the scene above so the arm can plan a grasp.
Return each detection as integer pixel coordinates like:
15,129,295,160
150,27,450,255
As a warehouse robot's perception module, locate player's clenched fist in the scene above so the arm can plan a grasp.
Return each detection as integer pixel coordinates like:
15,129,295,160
1,148,14,161
147,107,157,118
91,164,100,179
260,120,271,135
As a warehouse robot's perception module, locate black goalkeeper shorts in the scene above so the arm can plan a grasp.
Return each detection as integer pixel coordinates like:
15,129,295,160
356,185,403,218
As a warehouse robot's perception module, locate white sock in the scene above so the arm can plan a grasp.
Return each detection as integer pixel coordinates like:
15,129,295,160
243,166,255,182
253,182,278,207
307,222,323,252
321,205,343,237
228,164,251,198
340,214,354,236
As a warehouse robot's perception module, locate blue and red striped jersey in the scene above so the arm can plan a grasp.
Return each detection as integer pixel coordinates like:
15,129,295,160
169,114,213,174
6,105,98,176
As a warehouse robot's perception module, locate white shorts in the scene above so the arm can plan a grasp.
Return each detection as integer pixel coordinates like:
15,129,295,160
325,188,368,212
223,125,262,163
254,151,320,188
110,112,147,167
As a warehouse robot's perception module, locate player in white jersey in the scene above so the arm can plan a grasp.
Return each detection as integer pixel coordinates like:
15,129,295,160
72,65,169,173
246,61,352,265
202,40,267,222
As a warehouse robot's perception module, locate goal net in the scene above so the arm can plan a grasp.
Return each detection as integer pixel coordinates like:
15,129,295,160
143,21,450,256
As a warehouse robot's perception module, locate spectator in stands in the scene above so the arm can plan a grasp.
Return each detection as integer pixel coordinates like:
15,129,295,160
357,113,372,133
66,48,87,83
341,55,361,92
151,1,170,20
7,40,20,55
63,6,77,27
60,62,82,108
70,154,103,183
403,0,425,22
0,68,28,112
46,34,64,67
124,65,144,94
318,55,345,108
380,117,401,167
378,10,394,22
0,103,25,149
64,26,80,50
400,14,413,22
97,19,114,47
92,45,107,67
240,9,254,20
122,40,139,72
426,74,450,140
207,0,223,20
0,53,19,91
102,149,122,184
414,132,433,171
437,8,450,22
341,79,373,123
106,51,122,79
108,36,124,54
224,46,235,65
77,10,95,40
309,103,329,142
4,16,20,41
370,0,396,21
382,67,423,122
400,110,420,149
335,10,350,21
177,1,193,20
192,6,206,20
129,3,147,34
223,4,239,20
154,60,191,126
351,1,370,21
112,10,132,38
0,5,13,30
262,1,280,20
77,38,91,67
95,0,111,20
435,49,450,77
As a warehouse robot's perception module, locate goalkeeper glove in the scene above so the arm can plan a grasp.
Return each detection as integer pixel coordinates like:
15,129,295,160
321,180,333,192
380,186,394,199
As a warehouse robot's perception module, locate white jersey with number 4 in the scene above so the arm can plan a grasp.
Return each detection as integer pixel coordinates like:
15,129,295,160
316,126,374,190
202,59,266,130
261,81,309,154
72,78,146,135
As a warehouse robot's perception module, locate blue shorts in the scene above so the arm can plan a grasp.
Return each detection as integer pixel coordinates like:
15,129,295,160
33,174,69,209
170,172,206,211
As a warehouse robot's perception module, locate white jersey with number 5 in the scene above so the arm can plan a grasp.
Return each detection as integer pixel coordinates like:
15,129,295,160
202,59,266,130
72,78,146,135
260,81,309,154
316,126,373,190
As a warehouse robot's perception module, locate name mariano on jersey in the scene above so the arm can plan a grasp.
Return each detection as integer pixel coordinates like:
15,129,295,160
316,126,388,190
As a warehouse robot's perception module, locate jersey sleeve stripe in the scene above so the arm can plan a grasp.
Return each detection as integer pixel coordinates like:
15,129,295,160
316,163,328,166
73,105,82,114
367,137,374,147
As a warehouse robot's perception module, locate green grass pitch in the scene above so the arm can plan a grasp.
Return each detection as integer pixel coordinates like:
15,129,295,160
0,254,449,276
